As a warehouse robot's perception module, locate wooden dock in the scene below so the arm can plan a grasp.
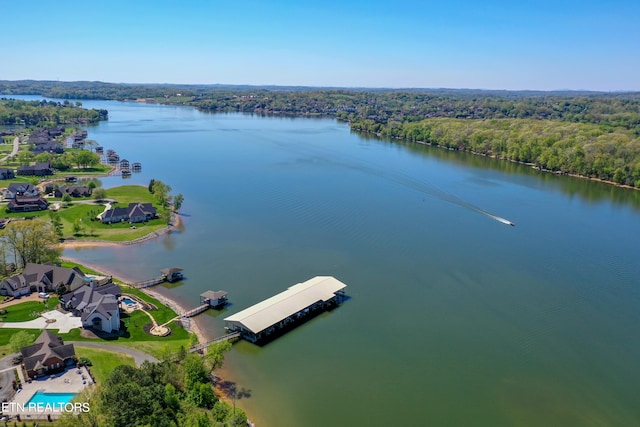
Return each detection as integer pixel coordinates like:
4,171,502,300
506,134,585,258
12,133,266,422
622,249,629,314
188,332,241,353
129,267,184,289
182,303,210,318
130,276,166,289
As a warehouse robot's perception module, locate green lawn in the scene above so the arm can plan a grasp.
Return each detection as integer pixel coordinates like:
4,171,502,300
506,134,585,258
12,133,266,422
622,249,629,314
56,284,192,359
105,185,156,205
121,287,179,324
60,261,105,276
0,208,50,219
0,184,170,242
74,346,136,383
53,185,169,241
59,321,192,359
0,328,37,355
0,297,60,322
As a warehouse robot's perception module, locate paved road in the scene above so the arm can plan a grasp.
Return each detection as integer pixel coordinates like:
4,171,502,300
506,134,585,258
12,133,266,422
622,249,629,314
0,354,18,403
0,137,20,162
69,341,159,366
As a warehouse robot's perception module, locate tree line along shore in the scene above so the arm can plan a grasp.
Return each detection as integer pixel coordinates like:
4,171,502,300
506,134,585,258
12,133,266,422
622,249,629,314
2,80,638,189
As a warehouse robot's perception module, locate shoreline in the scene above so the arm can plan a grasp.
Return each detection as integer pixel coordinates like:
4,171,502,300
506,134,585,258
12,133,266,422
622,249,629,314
404,137,640,191
61,253,208,346
60,211,183,249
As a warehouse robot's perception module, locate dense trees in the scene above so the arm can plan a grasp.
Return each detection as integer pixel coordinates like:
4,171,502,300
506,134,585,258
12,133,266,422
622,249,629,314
58,344,246,427
173,194,184,212
9,330,34,353
0,98,107,126
3,80,639,188
351,118,640,187
0,219,62,268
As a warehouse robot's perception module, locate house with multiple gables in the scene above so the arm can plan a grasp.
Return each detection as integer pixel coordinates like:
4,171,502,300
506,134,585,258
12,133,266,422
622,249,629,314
0,263,89,297
28,128,65,155
3,183,39,199
0,168,15,180
20,330,76,379
102,202,157,224
32,141,64,154
60,282,122,333
54,185,92,198
7,196,48,212
17,162,53,176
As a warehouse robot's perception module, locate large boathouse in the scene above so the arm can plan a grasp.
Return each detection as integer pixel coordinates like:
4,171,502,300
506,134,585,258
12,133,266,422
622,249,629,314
224,276,347,343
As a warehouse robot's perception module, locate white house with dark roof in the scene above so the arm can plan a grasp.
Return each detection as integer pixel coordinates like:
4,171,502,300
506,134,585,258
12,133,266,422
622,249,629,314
60,282,122,333
3,182,39,199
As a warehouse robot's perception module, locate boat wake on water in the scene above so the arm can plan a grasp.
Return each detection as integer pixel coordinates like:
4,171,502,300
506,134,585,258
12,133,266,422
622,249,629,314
250,131,516,227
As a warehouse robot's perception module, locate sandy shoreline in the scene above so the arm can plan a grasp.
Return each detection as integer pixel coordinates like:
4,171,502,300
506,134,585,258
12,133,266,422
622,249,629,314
61,252,209,346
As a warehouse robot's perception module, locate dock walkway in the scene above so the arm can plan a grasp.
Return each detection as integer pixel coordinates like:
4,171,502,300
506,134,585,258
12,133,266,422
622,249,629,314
182,303,210,318
130,276,166,288
188,332,241,353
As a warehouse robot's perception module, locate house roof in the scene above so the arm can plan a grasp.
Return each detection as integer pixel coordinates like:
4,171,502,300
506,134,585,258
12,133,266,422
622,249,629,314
127,202,156,216
7,183,36,193
224,276,347,334
103,207,129,220
61,282,122,318
161,267,183,275
21,330,76,372
17,162,52,172
201,290,227,300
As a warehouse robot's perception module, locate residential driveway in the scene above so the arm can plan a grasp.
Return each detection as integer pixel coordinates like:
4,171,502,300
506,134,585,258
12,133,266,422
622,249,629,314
0,293,43,308
69,342,159,366
0,310,82,333
0,354,18,403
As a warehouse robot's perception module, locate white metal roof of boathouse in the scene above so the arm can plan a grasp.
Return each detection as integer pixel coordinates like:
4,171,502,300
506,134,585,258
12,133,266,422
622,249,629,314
224,276,347,334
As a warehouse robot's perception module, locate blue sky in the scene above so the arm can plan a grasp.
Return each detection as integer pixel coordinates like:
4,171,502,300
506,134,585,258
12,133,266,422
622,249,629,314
2,0,639,91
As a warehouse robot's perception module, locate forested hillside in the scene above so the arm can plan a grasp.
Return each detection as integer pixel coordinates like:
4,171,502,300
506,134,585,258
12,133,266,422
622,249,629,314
0,98,107,126
1,80,638,187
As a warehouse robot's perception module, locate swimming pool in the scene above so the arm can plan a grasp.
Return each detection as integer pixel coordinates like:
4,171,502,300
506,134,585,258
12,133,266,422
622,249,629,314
26,391,77,407
121,297,137,305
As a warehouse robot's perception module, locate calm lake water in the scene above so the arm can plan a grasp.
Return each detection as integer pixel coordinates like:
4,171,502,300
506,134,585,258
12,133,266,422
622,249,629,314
7,96,640,426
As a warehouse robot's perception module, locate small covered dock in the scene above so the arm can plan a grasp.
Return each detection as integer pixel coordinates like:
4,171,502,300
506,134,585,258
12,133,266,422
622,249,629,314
224,276,347,344
201,290,228,309
161,267,183,283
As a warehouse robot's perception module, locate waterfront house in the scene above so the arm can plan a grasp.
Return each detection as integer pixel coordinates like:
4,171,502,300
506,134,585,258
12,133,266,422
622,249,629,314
101,202,157,224
101,206,130,224
60,282,122,333
21,330,76,379
0,263,89,297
